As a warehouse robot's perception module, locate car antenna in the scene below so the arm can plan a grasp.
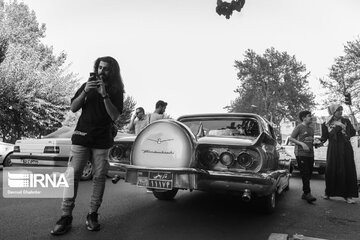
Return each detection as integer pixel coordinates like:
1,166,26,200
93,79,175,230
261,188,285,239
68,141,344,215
196,122,205,139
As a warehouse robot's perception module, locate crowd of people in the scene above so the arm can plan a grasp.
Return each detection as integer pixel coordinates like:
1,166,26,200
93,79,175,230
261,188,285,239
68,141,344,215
50,55,358,236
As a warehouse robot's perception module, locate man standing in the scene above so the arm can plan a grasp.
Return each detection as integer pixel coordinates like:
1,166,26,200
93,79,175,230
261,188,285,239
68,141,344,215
51,56,124,235
289,110,317,203
148,100,168,123
127,107,148,135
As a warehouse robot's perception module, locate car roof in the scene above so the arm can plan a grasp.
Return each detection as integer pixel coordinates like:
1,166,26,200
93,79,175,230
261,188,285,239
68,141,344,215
0,141,14,146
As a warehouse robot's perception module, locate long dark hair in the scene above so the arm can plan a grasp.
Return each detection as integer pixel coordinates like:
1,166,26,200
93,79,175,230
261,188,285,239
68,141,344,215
94,56,125,93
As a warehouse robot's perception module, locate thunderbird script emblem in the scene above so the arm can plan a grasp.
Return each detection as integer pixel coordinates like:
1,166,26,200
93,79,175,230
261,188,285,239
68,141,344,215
147,138,174,144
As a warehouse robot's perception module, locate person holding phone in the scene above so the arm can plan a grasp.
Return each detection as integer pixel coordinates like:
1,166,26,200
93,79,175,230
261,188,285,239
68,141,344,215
51,56,124,235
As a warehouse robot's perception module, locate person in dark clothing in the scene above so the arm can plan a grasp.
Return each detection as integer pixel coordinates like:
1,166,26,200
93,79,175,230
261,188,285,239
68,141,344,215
289,110,317,203
51,56,124,235
319,104,358,204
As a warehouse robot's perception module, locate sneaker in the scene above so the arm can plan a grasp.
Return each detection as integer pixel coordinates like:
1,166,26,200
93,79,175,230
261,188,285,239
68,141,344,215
86,212,100,231
50,215,73,235
322,195,330,200
344,198,356,204
301,193,317,203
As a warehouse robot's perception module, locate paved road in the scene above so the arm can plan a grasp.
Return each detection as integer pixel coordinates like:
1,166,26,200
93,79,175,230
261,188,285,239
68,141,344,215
0,170,359,240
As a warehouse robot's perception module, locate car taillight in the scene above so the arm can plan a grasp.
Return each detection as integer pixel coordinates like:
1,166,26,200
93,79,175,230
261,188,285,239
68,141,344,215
44,146,60,154
237,153,253,168
109,144,127,162
14,146,20,152
219,152,235,166
237,150,261,171
199,150,219,168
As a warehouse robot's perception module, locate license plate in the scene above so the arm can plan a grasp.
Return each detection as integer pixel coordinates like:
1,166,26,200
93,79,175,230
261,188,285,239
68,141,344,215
137,171,173,190
137,171,149,187
21,159,39,165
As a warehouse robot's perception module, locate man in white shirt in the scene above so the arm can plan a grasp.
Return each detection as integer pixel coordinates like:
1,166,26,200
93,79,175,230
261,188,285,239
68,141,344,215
127,107,148,135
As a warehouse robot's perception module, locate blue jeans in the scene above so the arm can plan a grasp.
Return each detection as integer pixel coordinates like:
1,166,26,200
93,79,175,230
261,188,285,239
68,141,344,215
61,145,110,216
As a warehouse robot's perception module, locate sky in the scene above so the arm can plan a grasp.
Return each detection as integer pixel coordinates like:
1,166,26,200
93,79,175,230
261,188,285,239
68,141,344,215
17,0,360,118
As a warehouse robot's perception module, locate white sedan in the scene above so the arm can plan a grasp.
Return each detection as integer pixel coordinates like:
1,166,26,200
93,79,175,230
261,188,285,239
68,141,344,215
10,127,133,181
0,141,14,168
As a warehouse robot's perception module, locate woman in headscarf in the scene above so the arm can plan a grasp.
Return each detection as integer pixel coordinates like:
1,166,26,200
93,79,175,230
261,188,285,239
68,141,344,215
319,103,358,203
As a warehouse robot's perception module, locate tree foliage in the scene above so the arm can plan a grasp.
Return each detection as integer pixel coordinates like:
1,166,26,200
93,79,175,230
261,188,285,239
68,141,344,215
227,47,315,125
0,0,79,142
116,95,136,130
61,94,136,131
320,37,360,114
0,1,137,143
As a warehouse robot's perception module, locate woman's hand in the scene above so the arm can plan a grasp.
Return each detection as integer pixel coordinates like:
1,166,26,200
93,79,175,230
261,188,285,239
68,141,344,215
333,121,345,129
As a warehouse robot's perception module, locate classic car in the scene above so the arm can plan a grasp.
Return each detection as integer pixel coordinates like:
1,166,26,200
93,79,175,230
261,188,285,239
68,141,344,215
282,136,327,175
10,127,133,180
114,113,290,213
0,141,14,168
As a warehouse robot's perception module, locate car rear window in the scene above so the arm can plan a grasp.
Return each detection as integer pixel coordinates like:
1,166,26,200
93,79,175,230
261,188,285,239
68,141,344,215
181,118,260,138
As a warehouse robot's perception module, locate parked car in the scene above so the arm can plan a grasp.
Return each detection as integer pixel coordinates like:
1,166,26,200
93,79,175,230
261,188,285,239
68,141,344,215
281,136,327,175
10,127,132,180
115,113,290,213
0,141,14,167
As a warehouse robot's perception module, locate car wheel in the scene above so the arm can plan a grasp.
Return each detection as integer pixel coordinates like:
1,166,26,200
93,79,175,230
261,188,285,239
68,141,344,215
153,189,178,201
3,154,12,167
80,160,93,181
261,192,276,214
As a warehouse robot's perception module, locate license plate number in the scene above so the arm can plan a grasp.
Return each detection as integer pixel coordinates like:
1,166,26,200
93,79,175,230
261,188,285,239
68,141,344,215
21,159,39,165
137,171,173,190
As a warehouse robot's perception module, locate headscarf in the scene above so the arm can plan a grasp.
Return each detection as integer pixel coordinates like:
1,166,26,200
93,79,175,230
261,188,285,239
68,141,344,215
325,103,346,135
327,103,342,116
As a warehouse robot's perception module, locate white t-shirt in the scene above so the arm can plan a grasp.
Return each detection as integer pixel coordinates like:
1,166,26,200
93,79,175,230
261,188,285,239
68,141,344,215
148,112,166,123
133,118,148,135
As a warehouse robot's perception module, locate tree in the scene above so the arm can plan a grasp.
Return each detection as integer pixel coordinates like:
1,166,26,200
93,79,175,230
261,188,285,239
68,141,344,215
116,95,136,131
227,47,315,125
0,0,79,142
320,37,360,114
60,94,136,131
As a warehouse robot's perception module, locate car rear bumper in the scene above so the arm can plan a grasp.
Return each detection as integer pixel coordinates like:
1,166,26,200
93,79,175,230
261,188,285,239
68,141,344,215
119,164,289,197
10,155,68,166
108,162,128,178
